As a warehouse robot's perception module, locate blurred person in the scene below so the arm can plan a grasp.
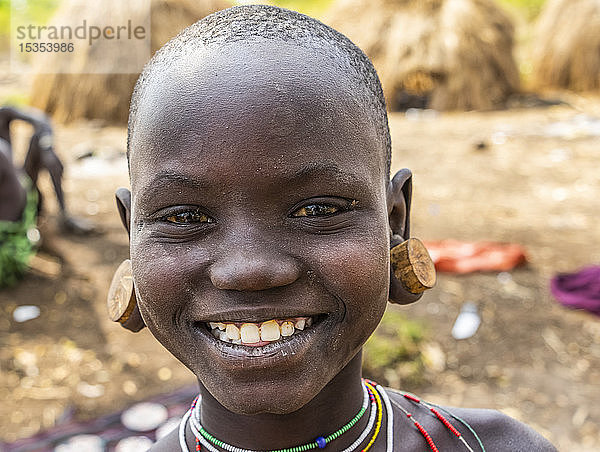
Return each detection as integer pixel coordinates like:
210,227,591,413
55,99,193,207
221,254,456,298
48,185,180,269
0,105,94,286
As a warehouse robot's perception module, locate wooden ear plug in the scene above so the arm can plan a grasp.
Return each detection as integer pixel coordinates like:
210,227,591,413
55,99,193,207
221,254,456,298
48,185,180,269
390,238,436,294
107,259,136,324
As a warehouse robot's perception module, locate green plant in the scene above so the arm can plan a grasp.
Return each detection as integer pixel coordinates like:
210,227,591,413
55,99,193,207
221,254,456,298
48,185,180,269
497,0,546,21
362,310,427,387
0,0,62,35
0,92,29,106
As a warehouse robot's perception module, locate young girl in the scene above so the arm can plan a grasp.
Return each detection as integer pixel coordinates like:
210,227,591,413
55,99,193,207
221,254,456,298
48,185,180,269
108,5,556,451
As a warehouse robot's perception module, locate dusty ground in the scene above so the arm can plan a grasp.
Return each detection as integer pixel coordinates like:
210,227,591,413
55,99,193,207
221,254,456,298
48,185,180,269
1,98,599,451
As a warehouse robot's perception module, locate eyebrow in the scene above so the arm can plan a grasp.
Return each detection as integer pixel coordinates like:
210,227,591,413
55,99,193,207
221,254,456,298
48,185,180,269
145,170,205,189
136,161,369,204
292,161,365,185
135,170,209,205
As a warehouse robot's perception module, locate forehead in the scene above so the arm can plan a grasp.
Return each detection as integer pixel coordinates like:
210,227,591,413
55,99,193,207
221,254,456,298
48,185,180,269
129,40,385,192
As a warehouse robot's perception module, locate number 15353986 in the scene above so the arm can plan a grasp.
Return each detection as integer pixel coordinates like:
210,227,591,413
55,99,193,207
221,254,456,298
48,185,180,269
19,42,74,52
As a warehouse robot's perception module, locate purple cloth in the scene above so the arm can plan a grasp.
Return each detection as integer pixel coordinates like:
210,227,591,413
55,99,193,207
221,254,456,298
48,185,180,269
551,266,600,316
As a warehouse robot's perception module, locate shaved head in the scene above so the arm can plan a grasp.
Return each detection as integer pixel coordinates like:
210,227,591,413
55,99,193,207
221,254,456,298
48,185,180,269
127,4,391,176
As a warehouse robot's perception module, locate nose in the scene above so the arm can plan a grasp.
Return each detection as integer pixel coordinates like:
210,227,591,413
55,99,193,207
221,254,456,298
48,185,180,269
209,249,301,291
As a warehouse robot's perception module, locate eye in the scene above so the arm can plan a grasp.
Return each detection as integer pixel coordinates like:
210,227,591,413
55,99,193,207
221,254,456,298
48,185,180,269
292,200,357,217
163,209,214,224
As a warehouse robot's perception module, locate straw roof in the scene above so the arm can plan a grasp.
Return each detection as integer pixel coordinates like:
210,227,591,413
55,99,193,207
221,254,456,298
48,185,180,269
29,0,229,125
324,0,520,111
531,0,600,92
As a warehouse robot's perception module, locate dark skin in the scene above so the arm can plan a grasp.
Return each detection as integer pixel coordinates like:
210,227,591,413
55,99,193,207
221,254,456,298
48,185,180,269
0,106,94,233
0,139,27,221
118,41,556,451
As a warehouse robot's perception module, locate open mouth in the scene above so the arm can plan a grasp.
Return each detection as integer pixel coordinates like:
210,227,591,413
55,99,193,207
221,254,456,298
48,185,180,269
197,316,324,347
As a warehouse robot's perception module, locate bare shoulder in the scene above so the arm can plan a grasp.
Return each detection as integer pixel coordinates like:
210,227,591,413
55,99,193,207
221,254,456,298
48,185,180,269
385,389,556,452
432,405,557,451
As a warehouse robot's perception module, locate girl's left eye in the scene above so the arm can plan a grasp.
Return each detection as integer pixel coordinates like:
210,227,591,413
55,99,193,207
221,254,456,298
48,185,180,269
292,201,355,217
293,204,340,217
164,210,214,224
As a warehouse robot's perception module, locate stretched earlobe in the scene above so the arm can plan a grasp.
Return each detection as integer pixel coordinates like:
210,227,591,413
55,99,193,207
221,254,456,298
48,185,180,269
389,238,436,304
110,190,145,332
107,259,146,332
387,170,435,304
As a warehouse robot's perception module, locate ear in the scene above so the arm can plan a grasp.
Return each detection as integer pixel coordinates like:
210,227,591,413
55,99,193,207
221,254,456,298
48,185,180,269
113,188,146,332
387,169,422,305
387,168,412,246
115,187,131,237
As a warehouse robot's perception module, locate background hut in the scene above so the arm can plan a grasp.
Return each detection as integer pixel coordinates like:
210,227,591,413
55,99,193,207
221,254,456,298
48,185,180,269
324,0,520,111
29,0,229,125
531,0,600,92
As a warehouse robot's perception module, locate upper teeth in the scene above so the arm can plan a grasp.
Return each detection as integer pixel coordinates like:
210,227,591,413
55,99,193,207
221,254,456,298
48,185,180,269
208,317,313,345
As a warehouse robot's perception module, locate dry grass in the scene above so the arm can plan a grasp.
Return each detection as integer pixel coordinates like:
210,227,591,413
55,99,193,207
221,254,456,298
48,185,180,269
324,0,520,111
29,0,230,125
531,0,600,92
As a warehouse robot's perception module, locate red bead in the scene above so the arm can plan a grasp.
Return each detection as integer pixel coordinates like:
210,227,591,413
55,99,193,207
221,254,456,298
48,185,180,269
429,408,461,437
413,420,439,452
403,393,421,403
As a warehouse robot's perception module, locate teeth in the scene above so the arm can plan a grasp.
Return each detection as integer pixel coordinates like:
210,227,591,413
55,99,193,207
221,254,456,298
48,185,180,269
226,324,240,340
281,321,294,336
240,323,260,344
219,331,230,342
208,317,314,346
260,320,281,341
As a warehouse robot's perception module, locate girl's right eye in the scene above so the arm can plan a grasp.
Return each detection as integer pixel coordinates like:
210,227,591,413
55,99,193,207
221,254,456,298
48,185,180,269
163,209,214,224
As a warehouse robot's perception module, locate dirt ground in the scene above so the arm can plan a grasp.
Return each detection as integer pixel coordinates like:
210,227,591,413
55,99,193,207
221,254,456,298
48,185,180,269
1,95,599,451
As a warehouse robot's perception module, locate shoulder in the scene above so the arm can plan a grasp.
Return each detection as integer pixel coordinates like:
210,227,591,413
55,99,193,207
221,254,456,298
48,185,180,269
448,406,557,452
384,389,556,452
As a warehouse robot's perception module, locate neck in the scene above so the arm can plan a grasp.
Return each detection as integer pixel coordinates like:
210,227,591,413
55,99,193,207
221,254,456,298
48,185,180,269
197,352,367,450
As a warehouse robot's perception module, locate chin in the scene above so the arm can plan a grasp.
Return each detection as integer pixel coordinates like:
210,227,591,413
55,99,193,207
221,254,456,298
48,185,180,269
204,371,324,415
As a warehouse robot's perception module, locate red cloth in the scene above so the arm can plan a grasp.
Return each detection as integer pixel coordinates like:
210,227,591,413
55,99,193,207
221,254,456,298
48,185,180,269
423,240,527,274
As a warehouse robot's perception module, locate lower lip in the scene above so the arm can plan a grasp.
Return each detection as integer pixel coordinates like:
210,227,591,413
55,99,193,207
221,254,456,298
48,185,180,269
241,340,272,347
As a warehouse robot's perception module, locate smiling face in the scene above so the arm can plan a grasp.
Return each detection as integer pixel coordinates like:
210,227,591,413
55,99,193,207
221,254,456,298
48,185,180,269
126,41,394,414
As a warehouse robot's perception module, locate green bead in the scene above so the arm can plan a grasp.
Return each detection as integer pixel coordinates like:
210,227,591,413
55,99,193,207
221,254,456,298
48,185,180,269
191,383,372,452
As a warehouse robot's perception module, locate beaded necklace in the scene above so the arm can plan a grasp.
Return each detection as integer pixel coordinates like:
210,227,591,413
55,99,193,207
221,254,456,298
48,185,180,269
190,384,371,452
188,386,381,452
179,380,388,452
382,387,482,452
178,380,480,452
361,381,382,452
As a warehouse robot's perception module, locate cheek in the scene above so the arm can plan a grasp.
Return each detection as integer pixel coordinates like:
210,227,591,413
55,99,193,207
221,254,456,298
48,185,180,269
320,234,389,333
129,237,210,335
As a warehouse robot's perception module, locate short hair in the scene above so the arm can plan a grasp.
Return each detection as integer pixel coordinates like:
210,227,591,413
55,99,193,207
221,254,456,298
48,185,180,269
128,4,391,176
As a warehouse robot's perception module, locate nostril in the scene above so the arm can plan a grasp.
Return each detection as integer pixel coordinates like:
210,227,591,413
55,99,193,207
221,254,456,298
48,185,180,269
209,257,300,291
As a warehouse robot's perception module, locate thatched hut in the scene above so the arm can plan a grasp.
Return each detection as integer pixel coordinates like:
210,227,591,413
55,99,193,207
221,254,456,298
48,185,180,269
29,0,229,125
531,0,600,92
324,0,520,111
